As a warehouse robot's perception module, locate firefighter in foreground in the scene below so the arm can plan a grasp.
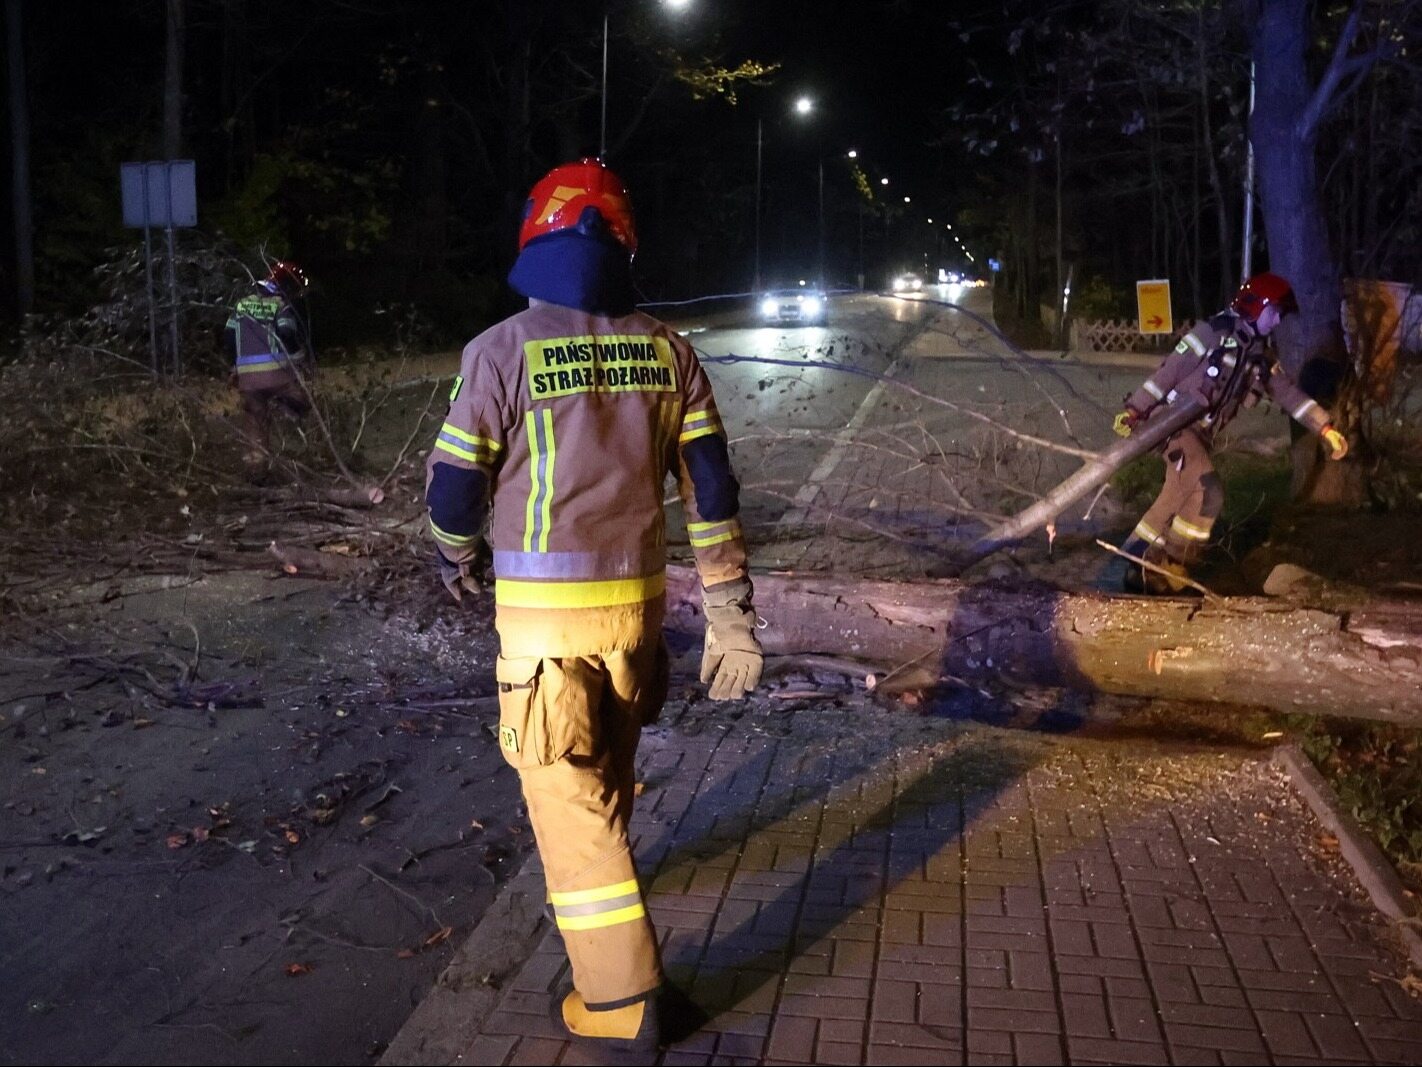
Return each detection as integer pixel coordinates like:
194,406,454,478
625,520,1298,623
424,159,761,1053
224,260,312,471
1112,271,1348,594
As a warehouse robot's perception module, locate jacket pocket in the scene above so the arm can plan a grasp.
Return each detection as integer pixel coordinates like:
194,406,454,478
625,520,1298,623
495,656,547,770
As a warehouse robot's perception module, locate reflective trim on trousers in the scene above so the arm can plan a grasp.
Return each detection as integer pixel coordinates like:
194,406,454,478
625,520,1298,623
494,572,666,610
549,879,648,932
1132,520,1166,546
1170,515,1213,541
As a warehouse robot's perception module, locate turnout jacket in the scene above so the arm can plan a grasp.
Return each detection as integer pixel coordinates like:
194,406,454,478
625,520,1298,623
225,286,306,392
1127,311,1332,440
425,299,748,658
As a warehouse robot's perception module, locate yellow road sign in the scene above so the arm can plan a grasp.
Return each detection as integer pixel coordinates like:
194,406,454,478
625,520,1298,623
1136,279,1173,335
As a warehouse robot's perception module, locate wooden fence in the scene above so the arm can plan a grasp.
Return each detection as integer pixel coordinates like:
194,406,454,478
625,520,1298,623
1070,318,1198,353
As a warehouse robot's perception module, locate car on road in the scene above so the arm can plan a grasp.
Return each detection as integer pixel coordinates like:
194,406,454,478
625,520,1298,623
891,272,923,293
758,286,828,326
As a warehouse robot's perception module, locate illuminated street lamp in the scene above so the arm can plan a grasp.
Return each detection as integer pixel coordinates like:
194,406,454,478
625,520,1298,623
755,94,816,292
880,177,889,186
846,149,858,159
602,2,691,158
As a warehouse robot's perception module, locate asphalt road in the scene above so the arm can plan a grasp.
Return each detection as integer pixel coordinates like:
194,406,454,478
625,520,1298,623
668,289,1137,576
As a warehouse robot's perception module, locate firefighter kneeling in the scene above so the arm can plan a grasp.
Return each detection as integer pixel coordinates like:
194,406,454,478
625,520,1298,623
1113,272,1348,594
425,159,760,1054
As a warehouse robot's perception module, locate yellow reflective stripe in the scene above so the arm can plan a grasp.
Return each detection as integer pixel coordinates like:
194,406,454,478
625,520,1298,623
430,520,478,547
688,518,742,548
549,879,641,907
1133,520,1164,545
1171,516,1212,540
682,408,718,428
679,424,721,445
538,410,555,552
440,423,502,452
680,408,723,444
435,438,494,464
523,415,539,552
555,902,647,932
495,573,665,609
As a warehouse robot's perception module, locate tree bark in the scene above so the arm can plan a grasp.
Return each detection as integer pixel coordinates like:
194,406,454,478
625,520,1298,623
163,0,186,159
665,565,1422,726
5,0,33,316
1248,0,1364,506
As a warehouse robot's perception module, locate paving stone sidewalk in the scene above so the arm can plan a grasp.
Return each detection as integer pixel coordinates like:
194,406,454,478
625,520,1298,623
391,698,1422,1066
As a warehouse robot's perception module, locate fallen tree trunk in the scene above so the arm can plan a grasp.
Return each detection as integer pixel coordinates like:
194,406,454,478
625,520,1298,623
665,565,1422,725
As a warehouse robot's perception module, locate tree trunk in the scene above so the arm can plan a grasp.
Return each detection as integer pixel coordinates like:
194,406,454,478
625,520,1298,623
163,0,185,158
5,0,33,316
665,565,1422,726
1249,0,1363,506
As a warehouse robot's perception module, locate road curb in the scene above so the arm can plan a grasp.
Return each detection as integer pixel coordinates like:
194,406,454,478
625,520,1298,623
1273,741,1422,970
379,865,548,1065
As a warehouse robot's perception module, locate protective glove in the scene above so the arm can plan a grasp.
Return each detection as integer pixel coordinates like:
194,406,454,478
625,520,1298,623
1321,425,1348,461
437,551,481,603
1112,409,1141,438
700,577,764,701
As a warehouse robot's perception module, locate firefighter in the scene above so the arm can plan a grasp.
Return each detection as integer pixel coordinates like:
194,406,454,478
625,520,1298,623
225,260,312,470
424,158,761,1054
1112,272,1349,594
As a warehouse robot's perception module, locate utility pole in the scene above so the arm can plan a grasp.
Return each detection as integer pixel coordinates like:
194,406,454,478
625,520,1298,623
599,11,609,159
754,117,763,292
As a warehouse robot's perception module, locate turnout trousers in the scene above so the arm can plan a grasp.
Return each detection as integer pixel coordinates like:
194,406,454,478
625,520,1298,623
494,640,668,1007
239,380,309,454
1128,429,1224,565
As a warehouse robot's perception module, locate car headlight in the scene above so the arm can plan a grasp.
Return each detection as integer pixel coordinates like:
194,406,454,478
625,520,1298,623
802,297,822,318
892,278,906,292
760,297,779,317
912,278,922,290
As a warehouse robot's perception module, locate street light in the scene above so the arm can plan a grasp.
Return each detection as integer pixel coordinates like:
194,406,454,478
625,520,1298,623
880,177,889,186
846,149,858,159
903,196,911,203
755,95,816,292
602,2,691,158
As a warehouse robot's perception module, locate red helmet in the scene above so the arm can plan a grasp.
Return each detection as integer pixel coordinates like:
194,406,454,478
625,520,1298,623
518,158,637,255
267,260,309,295
1231,271,1296,321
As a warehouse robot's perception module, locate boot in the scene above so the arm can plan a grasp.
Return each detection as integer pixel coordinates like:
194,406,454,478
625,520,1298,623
550,987,661,1056
1116,536,1149,594
1142,554,1194,596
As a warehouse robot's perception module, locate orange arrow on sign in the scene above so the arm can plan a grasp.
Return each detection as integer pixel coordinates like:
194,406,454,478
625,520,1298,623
1147,314,1164,328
